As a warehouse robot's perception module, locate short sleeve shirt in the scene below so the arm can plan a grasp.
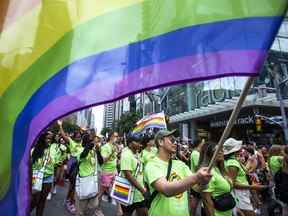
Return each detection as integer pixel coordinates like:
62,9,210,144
79,150,97,177
225,158,249,185
144,157,192,216
190,150,200,173
32,144,58,177
141,147,158,167
120,147,144,203
204,167,233,216
100,143,117,173
269,156,283,175
68,138,83,159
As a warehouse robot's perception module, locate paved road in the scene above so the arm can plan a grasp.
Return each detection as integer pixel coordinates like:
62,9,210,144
31,183,116,216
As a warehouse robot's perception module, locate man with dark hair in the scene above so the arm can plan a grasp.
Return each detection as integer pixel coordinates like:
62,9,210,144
144,129,211,216
120,135,148,216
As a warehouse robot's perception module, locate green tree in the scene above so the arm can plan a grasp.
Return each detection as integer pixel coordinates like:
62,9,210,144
101,127,112,137
114,111,141,135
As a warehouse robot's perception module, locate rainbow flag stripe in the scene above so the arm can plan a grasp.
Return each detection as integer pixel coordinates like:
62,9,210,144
133,113,167,134
0,0,287,215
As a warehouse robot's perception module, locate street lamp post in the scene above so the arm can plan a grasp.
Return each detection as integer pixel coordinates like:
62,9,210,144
269,64,288,145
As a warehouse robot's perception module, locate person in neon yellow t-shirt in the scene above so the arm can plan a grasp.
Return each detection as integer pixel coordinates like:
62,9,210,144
30,131,58,216
201,141,235,216
98,131,122,216
144,129,211,216
120,135,148,216
223,138,268,216
140,134,157,167
58,120,83,214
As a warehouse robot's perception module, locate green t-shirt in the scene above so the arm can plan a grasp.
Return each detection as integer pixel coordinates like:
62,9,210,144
68,138,83,159
79,150,97,177
50,143,68,165
32,144,58,177
225,157,248,185
141,147,158,167
120,147,144,203
204,167,233,216
101,143,117,173
190,150,200,173
144,157,192,216
269,156,283,175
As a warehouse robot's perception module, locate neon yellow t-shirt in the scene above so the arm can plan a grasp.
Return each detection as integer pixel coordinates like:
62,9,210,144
68,138,83,159
225,157,248,185
204,167,233,216
144,157,192,216
101,143,117,173
32,144,58,177
141,147,158,167
79,150,97,177
190,150,200,173
120,147,144,203
269,156,283,175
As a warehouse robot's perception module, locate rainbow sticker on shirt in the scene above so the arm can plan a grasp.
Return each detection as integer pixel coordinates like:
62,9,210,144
169,172,183,199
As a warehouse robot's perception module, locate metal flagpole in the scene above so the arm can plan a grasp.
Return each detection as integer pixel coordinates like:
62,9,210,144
208,76,256,171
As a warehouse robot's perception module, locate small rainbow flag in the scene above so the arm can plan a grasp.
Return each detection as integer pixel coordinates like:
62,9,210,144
0,0,287,214
111,176,133,205
133,112,167,135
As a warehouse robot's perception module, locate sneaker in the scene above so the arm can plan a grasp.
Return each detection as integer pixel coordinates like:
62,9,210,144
65,200,76,215
52,186,57,194
46,192,52,200
102,195,108,202
94,208,104,216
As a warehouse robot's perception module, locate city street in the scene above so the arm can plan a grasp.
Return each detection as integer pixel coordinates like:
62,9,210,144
31,184,116,216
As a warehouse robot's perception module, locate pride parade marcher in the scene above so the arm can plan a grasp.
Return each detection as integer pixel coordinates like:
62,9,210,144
30,132,59,216
98,131,122,216
189,138,205,215
120,135,148,216
58,120,84,214
140,134,157,167
75,133,103,216
201,141,235,216
144,129,211,216
223,138,268,216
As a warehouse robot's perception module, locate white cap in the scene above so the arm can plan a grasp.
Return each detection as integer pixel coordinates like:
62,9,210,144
223,138,242,155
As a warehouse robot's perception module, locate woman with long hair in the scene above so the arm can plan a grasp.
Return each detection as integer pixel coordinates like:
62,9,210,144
200,141,235,216
30,131,58,216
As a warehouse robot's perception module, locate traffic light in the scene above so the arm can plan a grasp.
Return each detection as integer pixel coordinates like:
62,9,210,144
255,116,262,132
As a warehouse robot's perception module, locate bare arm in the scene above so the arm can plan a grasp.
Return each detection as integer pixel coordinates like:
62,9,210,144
124,170,146,194
202,192,214,216
57,120,70,143
152,167,211,197
226,166,266,191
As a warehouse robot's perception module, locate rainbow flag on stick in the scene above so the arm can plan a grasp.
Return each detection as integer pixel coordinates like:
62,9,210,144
0,0,287,215
133,112,167,135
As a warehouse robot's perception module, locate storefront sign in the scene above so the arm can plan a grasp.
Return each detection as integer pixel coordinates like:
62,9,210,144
210,115,255,128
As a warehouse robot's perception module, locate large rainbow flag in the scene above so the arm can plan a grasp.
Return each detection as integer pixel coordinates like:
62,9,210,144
0,0,287,215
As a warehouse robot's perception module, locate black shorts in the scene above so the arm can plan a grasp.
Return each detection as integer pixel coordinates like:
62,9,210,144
121,200,147,215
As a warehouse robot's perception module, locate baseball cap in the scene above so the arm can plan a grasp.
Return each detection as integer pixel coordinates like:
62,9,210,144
155,129,176,141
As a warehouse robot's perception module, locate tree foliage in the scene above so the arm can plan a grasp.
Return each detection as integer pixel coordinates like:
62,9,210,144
113,111,141,135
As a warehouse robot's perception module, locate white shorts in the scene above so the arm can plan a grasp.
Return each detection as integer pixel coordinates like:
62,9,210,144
233,189,254,211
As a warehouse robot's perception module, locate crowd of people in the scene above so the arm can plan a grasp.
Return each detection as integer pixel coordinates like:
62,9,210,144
30,120,288,216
